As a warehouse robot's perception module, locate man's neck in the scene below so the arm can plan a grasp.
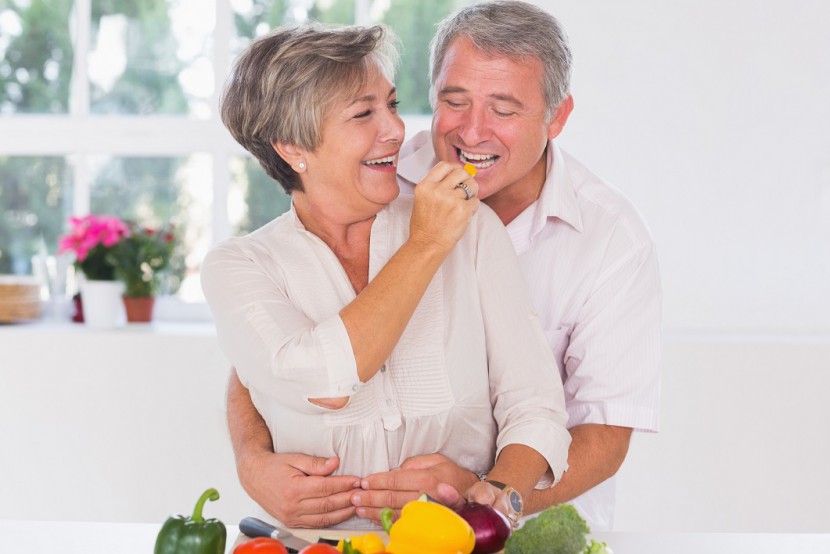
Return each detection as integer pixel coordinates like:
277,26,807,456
483,149,548,226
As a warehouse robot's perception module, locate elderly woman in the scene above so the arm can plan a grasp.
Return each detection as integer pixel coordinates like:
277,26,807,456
202,23,570,529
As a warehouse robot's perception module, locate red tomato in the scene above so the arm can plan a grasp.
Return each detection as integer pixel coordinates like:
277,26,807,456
297,544,340,554
233,537,290,554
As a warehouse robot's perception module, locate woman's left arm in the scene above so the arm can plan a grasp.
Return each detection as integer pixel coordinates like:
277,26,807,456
470,207,572,501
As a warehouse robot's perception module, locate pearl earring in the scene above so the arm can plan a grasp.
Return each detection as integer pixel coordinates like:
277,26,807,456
298,161,306,170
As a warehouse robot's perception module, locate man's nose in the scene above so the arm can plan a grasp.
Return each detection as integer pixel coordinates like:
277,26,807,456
457,107,491,145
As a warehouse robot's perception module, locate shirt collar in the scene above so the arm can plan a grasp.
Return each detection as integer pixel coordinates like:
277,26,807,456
539,141,583,233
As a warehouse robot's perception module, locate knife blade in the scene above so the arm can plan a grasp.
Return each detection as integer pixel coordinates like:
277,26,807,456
239,517,315,552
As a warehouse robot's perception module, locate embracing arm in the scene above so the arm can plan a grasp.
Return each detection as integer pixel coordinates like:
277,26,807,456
525,424,631,513
466,444,550,507
226,368,273,493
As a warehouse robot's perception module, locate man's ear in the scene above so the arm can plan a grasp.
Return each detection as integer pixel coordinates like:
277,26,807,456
272,141,306,172
547,95,574,140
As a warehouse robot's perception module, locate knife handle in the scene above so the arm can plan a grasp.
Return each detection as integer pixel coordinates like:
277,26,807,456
240,517,280,539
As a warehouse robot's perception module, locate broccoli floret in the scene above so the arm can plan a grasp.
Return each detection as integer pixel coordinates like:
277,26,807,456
503,504,590,554
584,538,612,554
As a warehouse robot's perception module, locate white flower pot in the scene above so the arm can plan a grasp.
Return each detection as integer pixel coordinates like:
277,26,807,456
80,280,125,329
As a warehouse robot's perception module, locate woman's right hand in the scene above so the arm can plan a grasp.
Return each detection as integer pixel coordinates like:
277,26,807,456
409,161,479,254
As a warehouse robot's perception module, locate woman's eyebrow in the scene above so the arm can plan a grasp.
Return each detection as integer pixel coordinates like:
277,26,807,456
347,87,397,106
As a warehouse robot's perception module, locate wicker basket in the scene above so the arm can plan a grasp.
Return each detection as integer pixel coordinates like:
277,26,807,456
0,275,42,323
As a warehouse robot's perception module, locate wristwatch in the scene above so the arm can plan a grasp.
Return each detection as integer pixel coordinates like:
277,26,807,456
485,480,523,528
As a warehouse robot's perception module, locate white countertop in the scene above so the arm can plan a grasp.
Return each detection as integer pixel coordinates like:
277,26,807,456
3,521,830,554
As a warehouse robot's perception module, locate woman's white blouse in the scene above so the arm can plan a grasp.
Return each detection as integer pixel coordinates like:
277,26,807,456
202,196,570,488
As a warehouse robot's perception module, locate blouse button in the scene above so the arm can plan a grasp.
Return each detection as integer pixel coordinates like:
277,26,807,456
380,364,387,373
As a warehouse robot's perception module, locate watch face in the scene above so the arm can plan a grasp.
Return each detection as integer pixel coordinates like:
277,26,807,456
508,490,523,512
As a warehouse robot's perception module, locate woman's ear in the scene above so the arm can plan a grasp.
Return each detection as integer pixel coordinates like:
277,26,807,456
272,141,307,172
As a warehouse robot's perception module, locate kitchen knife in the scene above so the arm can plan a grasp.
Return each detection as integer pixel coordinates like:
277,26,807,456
239,517,315,552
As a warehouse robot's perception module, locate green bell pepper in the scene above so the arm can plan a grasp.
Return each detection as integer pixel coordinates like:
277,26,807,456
154,488,227,554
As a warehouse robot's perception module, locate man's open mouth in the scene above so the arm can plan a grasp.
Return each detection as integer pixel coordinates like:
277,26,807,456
361,154,396,167
458,148,499,169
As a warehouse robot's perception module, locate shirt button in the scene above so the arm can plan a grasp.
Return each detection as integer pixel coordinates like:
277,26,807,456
352,384,358,392
380,364,387,373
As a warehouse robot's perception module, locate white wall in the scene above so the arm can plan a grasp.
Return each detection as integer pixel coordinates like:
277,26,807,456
614,336,830,532
536,0,830,334
0,324,257,524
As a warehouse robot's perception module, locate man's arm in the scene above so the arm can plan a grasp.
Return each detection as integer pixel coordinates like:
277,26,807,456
525,423,631,513
353,423,631,520
227,370,359,528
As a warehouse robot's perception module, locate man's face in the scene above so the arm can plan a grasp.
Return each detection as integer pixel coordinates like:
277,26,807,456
431,37,566,204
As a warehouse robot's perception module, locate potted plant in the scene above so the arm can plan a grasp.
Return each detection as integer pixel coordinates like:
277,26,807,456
108,222,178,323
58,215,130,328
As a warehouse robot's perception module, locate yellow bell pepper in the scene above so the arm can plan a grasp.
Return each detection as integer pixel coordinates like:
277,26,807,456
382,498,475,554
336,533,386,554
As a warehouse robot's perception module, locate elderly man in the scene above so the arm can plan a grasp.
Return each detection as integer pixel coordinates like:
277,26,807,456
225,0,661,532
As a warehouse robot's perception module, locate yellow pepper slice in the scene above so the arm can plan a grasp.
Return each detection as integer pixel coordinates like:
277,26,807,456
337,533,386,554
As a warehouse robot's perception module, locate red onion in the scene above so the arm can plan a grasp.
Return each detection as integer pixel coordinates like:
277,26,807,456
456,502,512,554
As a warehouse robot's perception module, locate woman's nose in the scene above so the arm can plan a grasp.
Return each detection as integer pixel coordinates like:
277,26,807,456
381,112,405,143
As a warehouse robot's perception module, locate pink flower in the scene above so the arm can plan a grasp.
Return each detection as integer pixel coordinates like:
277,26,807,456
58,214,130,261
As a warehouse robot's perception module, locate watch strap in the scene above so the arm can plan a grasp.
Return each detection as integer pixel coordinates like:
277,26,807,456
484,479,508,490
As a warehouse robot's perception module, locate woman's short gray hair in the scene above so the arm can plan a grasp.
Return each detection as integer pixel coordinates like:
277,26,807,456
429,0,572,117
221,24,399,193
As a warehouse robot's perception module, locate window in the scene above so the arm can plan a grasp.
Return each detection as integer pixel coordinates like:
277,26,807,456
0,0,467,310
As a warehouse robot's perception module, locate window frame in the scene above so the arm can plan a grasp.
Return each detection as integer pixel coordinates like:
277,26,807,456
0,0,433,320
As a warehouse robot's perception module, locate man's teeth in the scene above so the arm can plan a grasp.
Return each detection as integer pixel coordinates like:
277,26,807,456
459,149,498,168
362,155,395,166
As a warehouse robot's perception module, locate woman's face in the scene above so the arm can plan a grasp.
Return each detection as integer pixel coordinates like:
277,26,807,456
298,68,405,223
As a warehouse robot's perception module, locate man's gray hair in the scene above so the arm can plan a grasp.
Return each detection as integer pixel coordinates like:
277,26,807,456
221,24,399,193
429,0,572,116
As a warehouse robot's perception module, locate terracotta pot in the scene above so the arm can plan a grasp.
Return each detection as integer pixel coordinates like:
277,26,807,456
123,295,156,323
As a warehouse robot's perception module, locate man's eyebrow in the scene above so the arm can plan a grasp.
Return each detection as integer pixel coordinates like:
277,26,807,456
489,93,523,107
438,87,523,107
438,86,469,96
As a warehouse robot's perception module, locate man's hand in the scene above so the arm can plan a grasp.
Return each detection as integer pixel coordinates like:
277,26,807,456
352,453,479,522
242,452,359,528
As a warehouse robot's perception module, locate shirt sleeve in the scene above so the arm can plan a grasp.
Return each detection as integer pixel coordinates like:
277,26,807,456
564,224,662,433
473,208,572,485
200,239,360,411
